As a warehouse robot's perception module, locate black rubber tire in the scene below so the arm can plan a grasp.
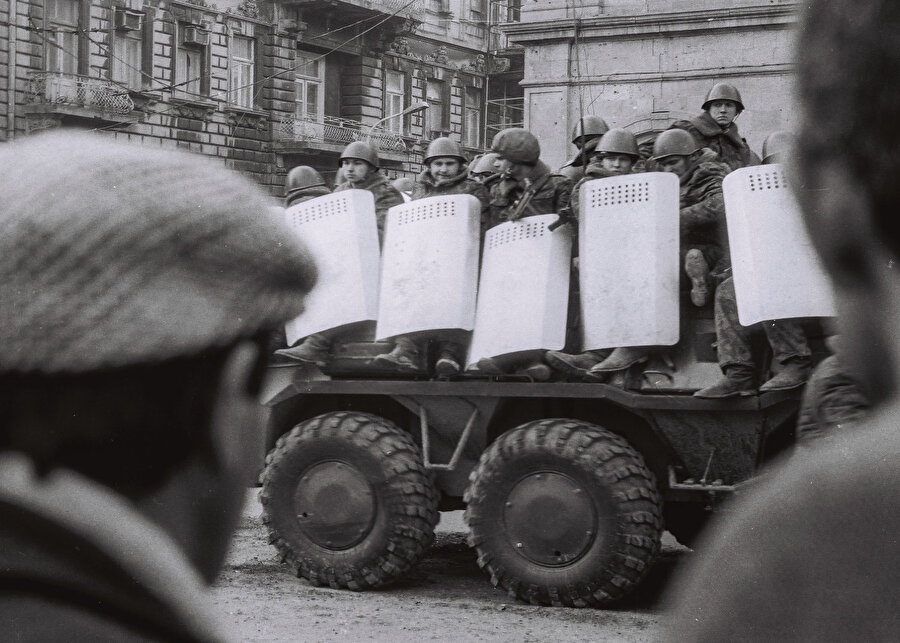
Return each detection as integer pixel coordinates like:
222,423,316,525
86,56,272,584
260,411,439,590
463,419,662,607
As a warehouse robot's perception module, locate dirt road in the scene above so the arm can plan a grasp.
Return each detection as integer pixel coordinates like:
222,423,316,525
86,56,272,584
211,492,688,642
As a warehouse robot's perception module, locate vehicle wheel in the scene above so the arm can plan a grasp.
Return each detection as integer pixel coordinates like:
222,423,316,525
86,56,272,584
464,419,662,607
260,411,439,590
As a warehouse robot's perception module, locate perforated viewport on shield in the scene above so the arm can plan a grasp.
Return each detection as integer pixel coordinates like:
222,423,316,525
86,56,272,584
723,165,836,326
283,189,381,346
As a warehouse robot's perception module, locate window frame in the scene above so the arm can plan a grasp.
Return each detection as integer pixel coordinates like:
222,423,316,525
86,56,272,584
384,69,407,134
462,85,482,149
174,22,211,99
228,33,256,109
44,0,86,75
294,49,324,123
425,78,448,137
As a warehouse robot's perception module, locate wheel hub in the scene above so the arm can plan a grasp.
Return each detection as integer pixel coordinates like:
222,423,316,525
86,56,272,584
503,471,597,566
293,460,375,550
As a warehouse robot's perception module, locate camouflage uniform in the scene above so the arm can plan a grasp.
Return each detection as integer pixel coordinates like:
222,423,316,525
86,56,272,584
487,160,572,229
679,148,731,276
334,172,404,242
670,111,761,171
712,276,812,372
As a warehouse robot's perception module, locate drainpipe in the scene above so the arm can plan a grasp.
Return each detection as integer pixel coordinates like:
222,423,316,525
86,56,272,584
7,0,18,139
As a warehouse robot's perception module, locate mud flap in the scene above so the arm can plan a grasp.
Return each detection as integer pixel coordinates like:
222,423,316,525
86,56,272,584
723,165,836,325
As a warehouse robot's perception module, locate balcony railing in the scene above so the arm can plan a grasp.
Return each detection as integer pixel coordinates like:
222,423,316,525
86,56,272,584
276,114,410,153
26,72,135,115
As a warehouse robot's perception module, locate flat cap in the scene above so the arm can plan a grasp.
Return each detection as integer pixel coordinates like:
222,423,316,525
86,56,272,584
0,132,317,374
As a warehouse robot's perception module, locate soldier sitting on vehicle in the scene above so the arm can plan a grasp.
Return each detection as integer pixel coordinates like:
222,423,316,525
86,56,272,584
670,83,761,172
579,129,731,377
284,165,331,207
545,128,644,379
473,127,573,380
373,137,491,375
275,142,406,369
558,115,610,183
694,131,813,398
391,176,415,202
468,152,503,187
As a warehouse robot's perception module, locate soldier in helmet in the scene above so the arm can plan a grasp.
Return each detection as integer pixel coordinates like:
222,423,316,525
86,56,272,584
580,129,731,377
695,131,813,397
545,128,642,379
284,165,331,207
468,152,502,187
373,137,490,375
274,142,405,368
558,115,610,183
333,141,405,239
670,83,761,171
474,127,573,380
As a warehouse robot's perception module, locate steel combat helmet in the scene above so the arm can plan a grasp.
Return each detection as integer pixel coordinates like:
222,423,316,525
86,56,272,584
702,83,745,112
339,141,379,169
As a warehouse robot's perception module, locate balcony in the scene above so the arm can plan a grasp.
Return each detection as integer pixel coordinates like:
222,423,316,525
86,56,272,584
274,114,413,161
279,0,423,22
25,72,139,124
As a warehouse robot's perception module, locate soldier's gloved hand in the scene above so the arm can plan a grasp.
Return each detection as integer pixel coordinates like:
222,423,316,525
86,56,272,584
506,209,523,222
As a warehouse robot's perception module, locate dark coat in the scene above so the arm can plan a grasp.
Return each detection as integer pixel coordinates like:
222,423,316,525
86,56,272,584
0,455,228,642
487,160,573,230
680,149,731,256
671,111,761,171
334,172,404,241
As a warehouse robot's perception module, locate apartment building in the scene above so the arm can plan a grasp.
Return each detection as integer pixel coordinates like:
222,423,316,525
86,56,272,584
1,0,524,194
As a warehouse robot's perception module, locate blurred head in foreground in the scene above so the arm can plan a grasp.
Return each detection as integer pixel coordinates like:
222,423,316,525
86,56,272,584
666,3,900,641
0,132,316,641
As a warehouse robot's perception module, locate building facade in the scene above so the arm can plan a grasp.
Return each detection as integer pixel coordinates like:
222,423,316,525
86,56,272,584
1,0,524,195
503,0,800,170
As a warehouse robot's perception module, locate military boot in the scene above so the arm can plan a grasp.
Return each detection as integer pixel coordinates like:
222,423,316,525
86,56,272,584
587,347,649,374
545,350,607,378
373,337,424,373
434,345,462,377
517,361,551,382
684,249,710,307
273,333,332,367
760,358,812,392
694,366,756,398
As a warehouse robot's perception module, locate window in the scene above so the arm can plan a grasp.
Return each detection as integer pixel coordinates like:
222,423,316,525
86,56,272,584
385,70,405,133
112,25,143,89
463,86,482,148
229,35,255,108
470,0,486,22
45,0,80,74
175,24,209,98
425,79,446,137
295,50,323,122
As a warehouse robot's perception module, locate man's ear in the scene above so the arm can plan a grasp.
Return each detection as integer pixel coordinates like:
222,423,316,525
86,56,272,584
208,340,266,481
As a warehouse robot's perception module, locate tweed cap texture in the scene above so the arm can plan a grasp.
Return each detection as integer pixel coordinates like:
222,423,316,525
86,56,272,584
0,132,317,374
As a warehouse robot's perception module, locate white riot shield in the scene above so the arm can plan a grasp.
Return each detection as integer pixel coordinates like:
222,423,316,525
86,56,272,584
723,165,836,325
578,172,681,349
283,190,380,345
376,195,481,340
468,214,572,362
